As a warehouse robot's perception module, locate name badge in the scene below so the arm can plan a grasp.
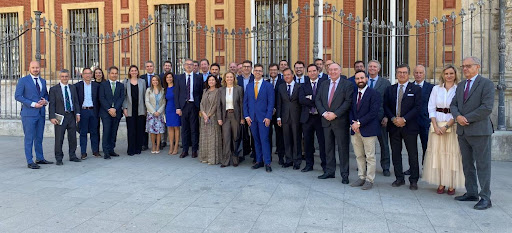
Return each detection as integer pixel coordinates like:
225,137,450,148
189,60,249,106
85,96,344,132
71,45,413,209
407,94,414,97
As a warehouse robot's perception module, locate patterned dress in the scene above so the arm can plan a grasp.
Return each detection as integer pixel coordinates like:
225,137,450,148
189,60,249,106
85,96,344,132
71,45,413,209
146,92,166,134
198,88,222,164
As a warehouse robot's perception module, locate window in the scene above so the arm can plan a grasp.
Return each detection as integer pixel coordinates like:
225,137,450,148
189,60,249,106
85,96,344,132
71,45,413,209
156,4,190,75
69,9,99,79
255,0,290,70
0,13,21,80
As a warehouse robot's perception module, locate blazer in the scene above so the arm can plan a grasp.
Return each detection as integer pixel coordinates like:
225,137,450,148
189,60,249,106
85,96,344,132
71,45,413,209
276,82,302,124
243,79,274,122
122,78,147,117
298,78,326,123
217,86,243,123
266,76,285,105
294,75,309,84
174,73,204,109
349,87,382,137
99,80,125,119
48,83,80,119
319,73,329,79
383,82,422,134
450,75,495,136
237,74,255,90
140,73,159,88
371,76,391,120
14,75,49,117
315,78,354,128
74,81,100,116
418,81,434,128
145,88,166,115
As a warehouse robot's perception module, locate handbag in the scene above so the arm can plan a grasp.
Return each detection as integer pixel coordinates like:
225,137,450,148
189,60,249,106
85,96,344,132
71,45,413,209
430,121,451,133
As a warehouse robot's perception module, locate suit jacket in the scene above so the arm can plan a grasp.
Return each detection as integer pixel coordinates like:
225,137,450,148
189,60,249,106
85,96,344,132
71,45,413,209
243,79,274,122
74,81,100,117
294,75,309,84
48,83,80,119
276,82,302,124
217,86,244,123
371,76,391,120
315,78,354,128
383,82,422,134
298,78,326,123
319,73,329,79
450,75,495,136
266,76,285,107
14,75,49,117
140,73,159,88
417,81,434,128
99,80,125,119
237,74,255,90
349,87,381,137
122,78,147,117
174,73,204,109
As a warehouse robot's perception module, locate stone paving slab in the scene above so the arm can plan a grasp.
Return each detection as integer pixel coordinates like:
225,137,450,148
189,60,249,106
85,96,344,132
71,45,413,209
0,136,511,233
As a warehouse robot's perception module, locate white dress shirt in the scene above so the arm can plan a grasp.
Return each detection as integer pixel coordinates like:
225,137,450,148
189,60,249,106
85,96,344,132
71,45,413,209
428,84,457,122
185,72,195,102
82,82,94,107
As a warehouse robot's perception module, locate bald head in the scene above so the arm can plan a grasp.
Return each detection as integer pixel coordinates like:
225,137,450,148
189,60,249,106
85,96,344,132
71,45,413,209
29,61,41,76
413,65,426,84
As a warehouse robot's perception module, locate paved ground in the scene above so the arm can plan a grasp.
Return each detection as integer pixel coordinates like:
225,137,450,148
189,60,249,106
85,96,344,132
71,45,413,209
0,136,511,233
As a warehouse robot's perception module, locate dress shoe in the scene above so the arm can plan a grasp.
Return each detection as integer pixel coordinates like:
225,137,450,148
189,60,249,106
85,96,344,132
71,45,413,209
454,193,479,201
361,182,373,190
220,165,227,168
350,179,365,187
142,146,148,151
56,161,64,165
35,160,54,164
474,199,492,210
104,155,111,160
81,153,88,160
70,157,82,162
437,186,446,194
27,163,40,169
282,162,292,168
265,164,272,172
341,177,349,184
293,164,300,170
383,169,391,177
403,169,411,175
318,173,335,179
391,180,405,187
409,182,418,190
278,160,284,166
179,152,189,158
93,152,101,157
301,166,313,172
191,151,198,158
109,152,120,157
447,188,456,195
252,162,264,169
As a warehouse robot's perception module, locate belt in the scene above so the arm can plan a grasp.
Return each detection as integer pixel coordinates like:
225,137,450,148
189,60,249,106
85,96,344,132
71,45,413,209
227,109,235,113
309,113,318,116
436,108,451,114
82,106,94,109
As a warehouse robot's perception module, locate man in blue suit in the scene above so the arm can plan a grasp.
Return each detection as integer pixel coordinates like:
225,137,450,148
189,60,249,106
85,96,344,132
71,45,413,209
244,63,274,172
15,61,53,169
314,58,329,79
75,68,101,159
174,59,203,158
384,64,422,190
349,71,381,190
99,66,125,159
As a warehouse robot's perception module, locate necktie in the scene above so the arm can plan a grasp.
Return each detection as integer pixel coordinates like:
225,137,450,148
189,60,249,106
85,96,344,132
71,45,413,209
271,79,275,88
34,78,41,96
148,74,152,87
111,81,116,95
186,75,191,101
64,86,71,112
464,80,472,101
254,81,259,100
287,84,291,98
328,81,336,108
370,79,375,88
311,82,317,114
397,84,404,117
357,91,362,111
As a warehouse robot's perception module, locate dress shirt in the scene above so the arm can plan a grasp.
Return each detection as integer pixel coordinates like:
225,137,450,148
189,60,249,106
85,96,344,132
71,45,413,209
82,82,94,107
226,87,234,110
185,72,195,102
326,78,340,100
396,82,409,114
358,85,369,100
465,74,478,91
60,82,74,112
253,79,263,94
146,73,155,87
415,80,424,88
309,78,319,90
269,76,279,89
242,74,252,91
202,72,210,82
295,75,305,84
428,84,457,122
318,72,324,78
30,74,43,107
369,75,379,88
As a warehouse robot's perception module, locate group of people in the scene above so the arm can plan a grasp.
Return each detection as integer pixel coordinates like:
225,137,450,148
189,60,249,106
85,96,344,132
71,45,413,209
15,55,494,210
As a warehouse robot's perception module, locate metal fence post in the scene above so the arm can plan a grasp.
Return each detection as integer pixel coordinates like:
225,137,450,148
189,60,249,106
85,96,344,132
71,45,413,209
34,11,42,62
497,0,507,130
161,5,169,73
313,0,319,60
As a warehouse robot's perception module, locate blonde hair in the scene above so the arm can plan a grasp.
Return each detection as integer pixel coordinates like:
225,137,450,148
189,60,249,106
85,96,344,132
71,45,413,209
439,64,460,85
221,72,238,87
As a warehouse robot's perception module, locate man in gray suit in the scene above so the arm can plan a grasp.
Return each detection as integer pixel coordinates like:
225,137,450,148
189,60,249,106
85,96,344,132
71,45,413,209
450,57,495,210
367,60,392,176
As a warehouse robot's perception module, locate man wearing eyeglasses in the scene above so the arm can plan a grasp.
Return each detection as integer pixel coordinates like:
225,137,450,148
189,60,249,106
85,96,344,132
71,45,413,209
450,57,495,210
237,60,256,160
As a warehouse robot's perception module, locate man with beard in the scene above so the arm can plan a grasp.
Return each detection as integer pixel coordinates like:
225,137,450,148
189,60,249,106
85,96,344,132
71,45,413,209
315,58,329,79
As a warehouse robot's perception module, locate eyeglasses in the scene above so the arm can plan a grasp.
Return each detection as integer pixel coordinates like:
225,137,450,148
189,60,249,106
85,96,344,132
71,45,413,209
396,71,409,75
460,64,478,69
253,70,263,73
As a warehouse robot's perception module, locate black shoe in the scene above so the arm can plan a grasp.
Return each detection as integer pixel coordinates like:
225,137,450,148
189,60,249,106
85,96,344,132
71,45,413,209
383,169,391,177
318,173,335,179
56,161,64,166
252,162,264,169
454,193,479,201
142,146,148,151
409,182,418,190
93,152,101,157
27,163,40,169
278,159,284,166
301,166,313,172
293,164,300,170
282,162,292,168
81,153,88,160
179,152,189,158
391,180,405,187
265,164,272,173
35,159,54,164
341,177,349,184
104,155,111,160
109,152,120,157
474,199,492,210
70,158,82,162
404,169,411,175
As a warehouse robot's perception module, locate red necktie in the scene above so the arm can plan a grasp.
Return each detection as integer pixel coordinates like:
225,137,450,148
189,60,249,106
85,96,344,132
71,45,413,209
357,91,362,111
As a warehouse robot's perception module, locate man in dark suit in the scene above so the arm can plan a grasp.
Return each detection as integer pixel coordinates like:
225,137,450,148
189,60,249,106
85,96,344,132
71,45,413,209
174,59,203,158
15,61,52,169
267,63,285,164
404,65,434,175
49,69,81,165
294,61,308,84
451,57,495,210
210,63,222,82
278,60,288,80
140,61,157,150
277,68,302,169
299,64,327,172
237,60,255,159
199,59,211,82
348,60,365,84
349,71,381,190
315,63,353,184
384,64,422,190
314,58,329,79
99,66,125,159
244,64,274,172
325,59,348,80
368,60,392,176
75,68,101,159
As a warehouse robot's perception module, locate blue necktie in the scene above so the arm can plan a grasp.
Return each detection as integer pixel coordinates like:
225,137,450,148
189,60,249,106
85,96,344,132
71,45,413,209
34,78,41,96
370,79,375,88
287,84,291,99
